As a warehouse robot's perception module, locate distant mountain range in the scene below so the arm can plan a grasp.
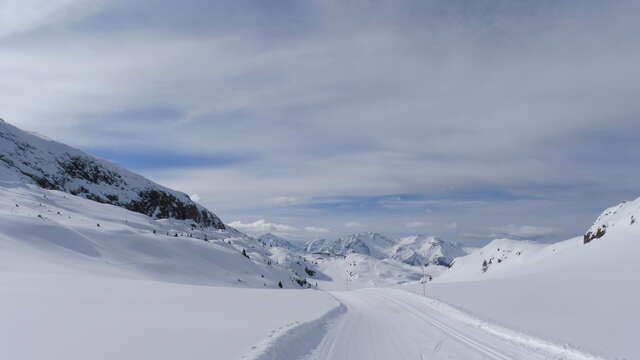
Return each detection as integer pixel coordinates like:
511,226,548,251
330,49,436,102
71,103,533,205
303,232,466,267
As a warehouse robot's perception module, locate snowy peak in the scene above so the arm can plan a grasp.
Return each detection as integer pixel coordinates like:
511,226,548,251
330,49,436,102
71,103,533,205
0,120,225,229
391,235,466,267
584,197,640,244
305,232,394,258
305,232,464,268
257,233,300,250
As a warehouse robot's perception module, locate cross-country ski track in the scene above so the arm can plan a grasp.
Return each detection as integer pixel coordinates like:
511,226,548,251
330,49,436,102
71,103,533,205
246,288,604,360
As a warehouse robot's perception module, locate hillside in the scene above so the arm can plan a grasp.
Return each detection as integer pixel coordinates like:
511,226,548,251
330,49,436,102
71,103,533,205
401,198,640,359
0,119,224,229
0,183,310,288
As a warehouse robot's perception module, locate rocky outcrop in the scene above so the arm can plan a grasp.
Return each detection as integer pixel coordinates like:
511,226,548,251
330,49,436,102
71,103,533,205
584,199,640,244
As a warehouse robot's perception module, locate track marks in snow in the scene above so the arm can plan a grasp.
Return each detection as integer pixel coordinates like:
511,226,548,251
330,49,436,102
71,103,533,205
381,295,517,360
302,289,605,360
242,301,346,360
394,290,607,360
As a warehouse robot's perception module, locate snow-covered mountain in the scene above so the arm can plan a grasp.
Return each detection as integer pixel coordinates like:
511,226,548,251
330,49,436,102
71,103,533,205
258,233,301,250
0,119,324,289
390,235,467,267
0,183,307,288
305,232,395,258
305,232,465,268
583,197,640,244
0,119,224,229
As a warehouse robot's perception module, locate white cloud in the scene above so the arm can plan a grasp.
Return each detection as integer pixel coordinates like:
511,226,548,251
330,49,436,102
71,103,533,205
489,225,557,239
228,219,297,233
269,196,301,206
445,222,458,230
406,221,430,228
304,226,330,233
345,221,363,228
1,1,637,245
0,0,104,39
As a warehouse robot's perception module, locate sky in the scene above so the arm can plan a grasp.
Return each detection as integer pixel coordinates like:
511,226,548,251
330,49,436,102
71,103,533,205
1,0,639,244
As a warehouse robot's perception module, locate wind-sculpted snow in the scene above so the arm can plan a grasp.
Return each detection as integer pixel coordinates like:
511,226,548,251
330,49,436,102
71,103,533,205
0,119,224,229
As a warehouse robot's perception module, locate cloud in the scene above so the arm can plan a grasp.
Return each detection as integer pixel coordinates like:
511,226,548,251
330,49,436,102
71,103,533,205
406,221,430,228
0,0,104,39
445,222,458,230
228,219,297,233
304,226,330,233
2,1,639,244
489,225,558,239
345,221,363,228
269,196,301,206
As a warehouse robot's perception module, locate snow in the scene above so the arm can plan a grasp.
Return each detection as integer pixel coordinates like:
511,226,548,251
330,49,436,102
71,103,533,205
391,235,467,267
399,201,640,359
305,232,465,268
258,233,301,250
0,183,339,360
0,273,337,360
1,119,637,360
305,232,395,258
2,181,634,359
0,183,305,288
0,120,224,229
306,288,602,360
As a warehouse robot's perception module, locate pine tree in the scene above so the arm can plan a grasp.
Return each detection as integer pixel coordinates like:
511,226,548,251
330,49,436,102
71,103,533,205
482,259,489,273
278,281,283,289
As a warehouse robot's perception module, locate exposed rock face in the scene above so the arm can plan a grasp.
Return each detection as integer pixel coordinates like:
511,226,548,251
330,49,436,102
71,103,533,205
584,226,607,244
0,119,225,229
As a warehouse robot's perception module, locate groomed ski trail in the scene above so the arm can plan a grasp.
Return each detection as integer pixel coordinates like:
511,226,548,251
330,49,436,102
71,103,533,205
301,288,604,360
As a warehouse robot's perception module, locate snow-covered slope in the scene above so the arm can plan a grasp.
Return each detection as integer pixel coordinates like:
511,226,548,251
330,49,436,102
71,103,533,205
401,198,640,359
0,119,224,229
583,196,640,244
0,183,311,288
0,272,338,360
309,253,425,290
